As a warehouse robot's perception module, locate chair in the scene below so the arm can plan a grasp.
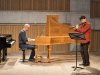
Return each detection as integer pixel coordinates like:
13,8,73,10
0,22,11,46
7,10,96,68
19,48,27,62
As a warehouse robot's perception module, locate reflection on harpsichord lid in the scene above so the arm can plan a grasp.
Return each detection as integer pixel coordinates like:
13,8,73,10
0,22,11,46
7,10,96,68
38,30,45,37
47,14,59,22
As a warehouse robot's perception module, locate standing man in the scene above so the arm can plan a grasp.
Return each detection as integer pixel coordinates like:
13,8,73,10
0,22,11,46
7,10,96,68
74,16,91,66
19,24,35,62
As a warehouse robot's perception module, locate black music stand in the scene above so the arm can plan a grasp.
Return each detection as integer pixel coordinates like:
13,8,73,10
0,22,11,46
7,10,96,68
69,32,85,71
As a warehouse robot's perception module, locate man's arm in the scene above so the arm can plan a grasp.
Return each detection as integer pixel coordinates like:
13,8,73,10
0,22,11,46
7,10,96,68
75,24,91,33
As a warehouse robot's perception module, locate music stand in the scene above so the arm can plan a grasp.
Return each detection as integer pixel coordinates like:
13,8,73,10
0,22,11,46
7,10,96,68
69,32,85,71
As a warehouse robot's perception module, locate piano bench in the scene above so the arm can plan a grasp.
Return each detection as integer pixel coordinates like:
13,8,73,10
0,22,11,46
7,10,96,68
19,48,27,62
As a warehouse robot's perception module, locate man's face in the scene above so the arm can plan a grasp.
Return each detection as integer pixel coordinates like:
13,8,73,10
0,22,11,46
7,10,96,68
25,25,30,31
80,18,86,23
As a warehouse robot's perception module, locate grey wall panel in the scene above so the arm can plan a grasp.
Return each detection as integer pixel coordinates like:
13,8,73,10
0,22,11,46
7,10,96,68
70,0,90,12
0,11,68,23
91,18,100,30
69,12,90,26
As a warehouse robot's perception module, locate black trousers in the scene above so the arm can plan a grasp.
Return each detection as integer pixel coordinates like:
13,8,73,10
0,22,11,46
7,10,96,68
20,44,35,59
80,42,90,64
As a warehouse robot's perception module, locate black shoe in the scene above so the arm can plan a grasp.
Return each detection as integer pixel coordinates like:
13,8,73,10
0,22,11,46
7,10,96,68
28,59,34,62
79,63,85,66
83,63,90,66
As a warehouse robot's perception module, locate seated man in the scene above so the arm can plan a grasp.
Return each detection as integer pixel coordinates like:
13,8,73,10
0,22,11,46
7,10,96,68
19,24,35,62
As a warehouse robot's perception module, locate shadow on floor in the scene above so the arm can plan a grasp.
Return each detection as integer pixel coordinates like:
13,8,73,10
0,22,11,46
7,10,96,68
19,58,77,67
0,58,17,69
71,66,100,75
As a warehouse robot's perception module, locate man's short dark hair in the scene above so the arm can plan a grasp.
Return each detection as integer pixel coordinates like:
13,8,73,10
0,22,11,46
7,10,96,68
79,16,86,20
